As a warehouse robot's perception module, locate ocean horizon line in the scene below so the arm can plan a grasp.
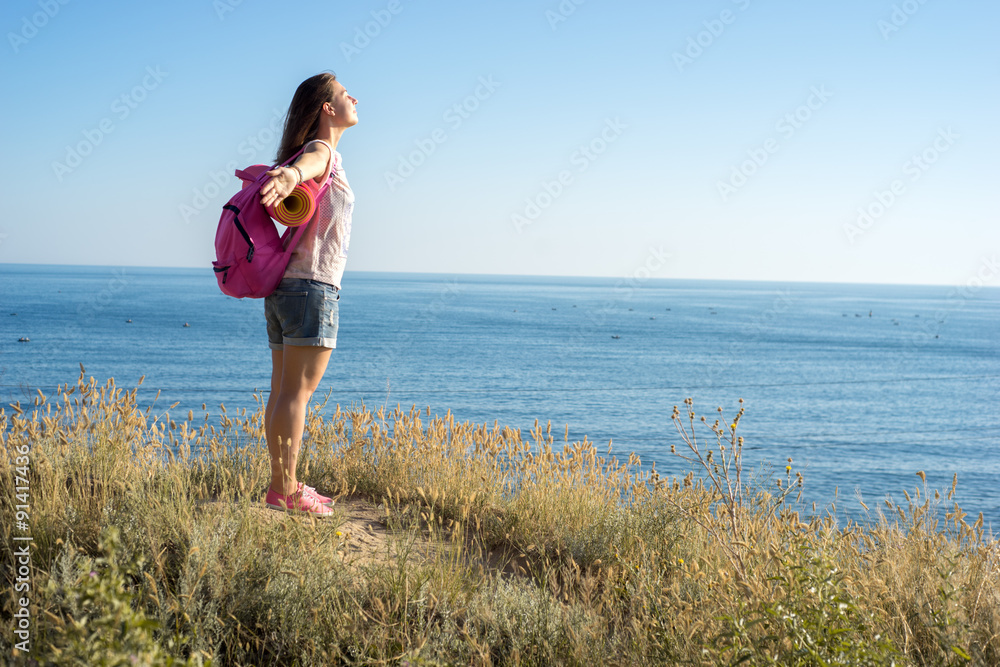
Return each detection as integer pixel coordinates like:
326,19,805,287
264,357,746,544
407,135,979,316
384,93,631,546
2,261,998,292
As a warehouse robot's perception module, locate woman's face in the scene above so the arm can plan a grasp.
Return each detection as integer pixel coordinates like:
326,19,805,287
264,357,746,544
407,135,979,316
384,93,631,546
326,82,358,127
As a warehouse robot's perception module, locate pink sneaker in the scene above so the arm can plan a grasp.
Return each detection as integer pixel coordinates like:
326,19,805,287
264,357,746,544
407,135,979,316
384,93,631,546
300,482,334,506
265,487,334,517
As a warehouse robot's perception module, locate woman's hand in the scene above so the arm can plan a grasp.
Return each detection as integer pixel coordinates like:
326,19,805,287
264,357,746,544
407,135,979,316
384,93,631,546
260,167,299,208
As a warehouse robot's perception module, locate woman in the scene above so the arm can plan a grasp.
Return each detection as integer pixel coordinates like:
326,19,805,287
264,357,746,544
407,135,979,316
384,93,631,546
259,72,358,517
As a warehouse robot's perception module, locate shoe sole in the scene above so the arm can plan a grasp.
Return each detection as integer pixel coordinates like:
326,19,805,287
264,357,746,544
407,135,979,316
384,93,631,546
264,501,334,517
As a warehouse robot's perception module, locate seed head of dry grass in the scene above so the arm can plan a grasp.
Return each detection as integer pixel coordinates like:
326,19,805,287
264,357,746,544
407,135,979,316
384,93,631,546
1,370,997,665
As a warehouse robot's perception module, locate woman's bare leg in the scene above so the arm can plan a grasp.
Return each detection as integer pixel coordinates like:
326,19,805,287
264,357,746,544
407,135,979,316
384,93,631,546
265,346,332,496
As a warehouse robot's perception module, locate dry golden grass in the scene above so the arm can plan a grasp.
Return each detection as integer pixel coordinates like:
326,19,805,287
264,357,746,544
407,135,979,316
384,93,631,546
1,369,998,665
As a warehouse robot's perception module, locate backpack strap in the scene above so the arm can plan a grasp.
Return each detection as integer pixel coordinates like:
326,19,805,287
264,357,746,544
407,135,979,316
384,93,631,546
223,204,253,255
276,143,336,253
300,139,336,182
233,143,335,254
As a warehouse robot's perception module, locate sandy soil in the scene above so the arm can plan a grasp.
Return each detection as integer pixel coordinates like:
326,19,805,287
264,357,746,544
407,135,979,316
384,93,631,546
198,494,531,578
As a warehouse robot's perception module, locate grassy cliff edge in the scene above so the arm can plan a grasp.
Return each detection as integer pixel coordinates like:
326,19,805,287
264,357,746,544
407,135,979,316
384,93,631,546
2,370,997,665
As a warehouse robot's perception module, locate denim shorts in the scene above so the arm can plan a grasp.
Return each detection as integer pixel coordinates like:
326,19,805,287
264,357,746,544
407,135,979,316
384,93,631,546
265,278,339,350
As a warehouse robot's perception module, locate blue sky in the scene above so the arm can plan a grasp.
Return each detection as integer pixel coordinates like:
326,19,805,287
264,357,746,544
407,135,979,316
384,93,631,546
1,0,997,285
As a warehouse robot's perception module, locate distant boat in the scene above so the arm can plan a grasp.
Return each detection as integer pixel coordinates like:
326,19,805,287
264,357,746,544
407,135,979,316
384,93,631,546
183,322,190,327
611,335,621,339
126,319,132,323
18,337,29,342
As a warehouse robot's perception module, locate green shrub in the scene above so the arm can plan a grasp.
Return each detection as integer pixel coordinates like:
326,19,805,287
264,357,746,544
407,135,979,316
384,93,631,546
38,526,206,667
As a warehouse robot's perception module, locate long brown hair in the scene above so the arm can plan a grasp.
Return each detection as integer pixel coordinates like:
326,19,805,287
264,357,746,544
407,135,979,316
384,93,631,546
275,72,339,165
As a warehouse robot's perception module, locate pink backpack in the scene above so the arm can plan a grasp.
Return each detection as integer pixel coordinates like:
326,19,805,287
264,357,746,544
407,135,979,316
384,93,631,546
211,145,333,298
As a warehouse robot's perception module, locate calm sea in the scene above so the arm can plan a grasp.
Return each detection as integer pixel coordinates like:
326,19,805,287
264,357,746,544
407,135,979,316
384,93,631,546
2,264,998,530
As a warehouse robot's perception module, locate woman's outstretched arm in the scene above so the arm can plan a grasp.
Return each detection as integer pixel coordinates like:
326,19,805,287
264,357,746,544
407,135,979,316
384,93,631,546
260,141,332,209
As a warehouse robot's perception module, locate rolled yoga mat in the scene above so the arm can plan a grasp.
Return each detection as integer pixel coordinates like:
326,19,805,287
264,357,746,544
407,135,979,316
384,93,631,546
238,164,319,227
268,180,318,227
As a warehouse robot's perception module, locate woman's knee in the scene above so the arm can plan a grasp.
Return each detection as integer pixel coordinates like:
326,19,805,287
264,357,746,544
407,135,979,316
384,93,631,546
274,388,314,409
280,347,332,392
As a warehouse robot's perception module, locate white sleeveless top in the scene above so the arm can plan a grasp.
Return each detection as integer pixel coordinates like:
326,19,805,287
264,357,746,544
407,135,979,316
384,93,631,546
283,139,354,289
